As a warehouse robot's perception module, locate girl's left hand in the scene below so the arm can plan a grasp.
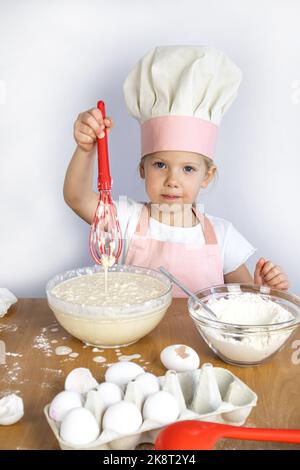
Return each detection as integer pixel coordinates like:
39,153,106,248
254,257,289,291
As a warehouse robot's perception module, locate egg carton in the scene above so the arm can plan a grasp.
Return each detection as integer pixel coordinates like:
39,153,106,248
44,363,257,450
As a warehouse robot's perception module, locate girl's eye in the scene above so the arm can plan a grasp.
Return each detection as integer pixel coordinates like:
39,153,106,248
183,166,196,173
153,162,166,169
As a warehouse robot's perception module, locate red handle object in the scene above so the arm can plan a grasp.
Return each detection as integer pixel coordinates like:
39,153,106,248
97,100,112,191
155,420,300,450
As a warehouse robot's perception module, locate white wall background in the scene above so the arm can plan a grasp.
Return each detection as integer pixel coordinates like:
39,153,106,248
0,0,299,297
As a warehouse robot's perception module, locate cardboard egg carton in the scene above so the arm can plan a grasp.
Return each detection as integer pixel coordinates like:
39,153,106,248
44,363,257,450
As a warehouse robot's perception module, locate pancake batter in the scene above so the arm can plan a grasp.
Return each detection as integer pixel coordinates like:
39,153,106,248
51,272,168,307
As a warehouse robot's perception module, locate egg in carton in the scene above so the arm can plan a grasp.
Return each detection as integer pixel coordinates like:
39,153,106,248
44,363,257,450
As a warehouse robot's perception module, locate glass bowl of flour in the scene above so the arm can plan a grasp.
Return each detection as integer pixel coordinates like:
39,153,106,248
46,265,172,348
188,284,300,366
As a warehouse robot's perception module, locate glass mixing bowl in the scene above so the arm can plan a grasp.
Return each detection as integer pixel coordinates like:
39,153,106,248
46,264,172,348
188,284,300,366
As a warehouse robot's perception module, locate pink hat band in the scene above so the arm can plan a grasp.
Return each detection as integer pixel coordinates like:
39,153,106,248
141,115,218,160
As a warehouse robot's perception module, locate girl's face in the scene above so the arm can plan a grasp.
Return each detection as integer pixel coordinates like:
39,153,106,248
140,151,216,212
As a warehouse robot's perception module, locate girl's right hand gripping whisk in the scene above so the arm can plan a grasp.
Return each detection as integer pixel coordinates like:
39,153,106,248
89,101,123,268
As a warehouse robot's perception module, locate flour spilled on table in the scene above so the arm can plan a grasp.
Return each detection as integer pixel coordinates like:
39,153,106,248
0,323,18,333
93,355,106,363
55,346,73,356
118,354,142,362
0,390,21,398
32,325,79,361
0,360,29,389
31,324,152,369
69,352,79,359
33,327,53,356
41,382,58,389
41,368,63,380
5,352,23,358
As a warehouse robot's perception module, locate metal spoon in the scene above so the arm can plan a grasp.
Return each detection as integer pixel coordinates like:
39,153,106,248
159,266,217,321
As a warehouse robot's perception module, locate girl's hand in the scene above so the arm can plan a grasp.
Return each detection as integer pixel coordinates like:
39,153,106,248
254,257,289,291
74,107,114,152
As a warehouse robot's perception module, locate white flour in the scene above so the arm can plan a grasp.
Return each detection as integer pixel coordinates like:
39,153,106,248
118,354,142,362
5,352,23,358
207,293,293,325
33,328,52,357
55,346,72,356
200,293,294,363
0,361,28,388
0,324,18,333
93,356,106,363
41,368,63,377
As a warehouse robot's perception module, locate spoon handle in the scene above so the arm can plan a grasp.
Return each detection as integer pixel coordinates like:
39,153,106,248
221,424,300,444
159,267,194,298
159,266,217,320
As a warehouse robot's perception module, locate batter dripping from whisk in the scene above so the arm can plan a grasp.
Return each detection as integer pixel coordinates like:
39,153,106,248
88,101,122,285
101,240,116,294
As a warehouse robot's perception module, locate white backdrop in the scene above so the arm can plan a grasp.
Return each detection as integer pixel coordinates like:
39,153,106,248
0,0,299,297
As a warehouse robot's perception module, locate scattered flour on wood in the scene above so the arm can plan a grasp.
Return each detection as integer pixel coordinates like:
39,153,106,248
118,354,142,362
6,352,23,357
33,328,52,356
0,324,18,333
41,368,63,377
93,356,106,364
55,346,72,356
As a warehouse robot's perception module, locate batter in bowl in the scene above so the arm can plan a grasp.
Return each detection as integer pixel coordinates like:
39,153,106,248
47,268,172,347
51,272,168,307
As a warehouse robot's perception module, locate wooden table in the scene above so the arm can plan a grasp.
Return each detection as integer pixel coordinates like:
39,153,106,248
0,299,300,450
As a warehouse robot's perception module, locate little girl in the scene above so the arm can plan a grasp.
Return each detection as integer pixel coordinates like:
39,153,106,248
63,45,289,297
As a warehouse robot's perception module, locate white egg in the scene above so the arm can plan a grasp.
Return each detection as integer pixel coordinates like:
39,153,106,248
60,407,99,445
97,382,123,409
105,361,145,386
143,391,179,424
160,344,200,372
0,394,24,425
134,373,160,398
49,391,83,422
102,401,142,435
65,368,98,394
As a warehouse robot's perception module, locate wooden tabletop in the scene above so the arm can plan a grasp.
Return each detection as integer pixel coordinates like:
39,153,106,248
0,299,300,450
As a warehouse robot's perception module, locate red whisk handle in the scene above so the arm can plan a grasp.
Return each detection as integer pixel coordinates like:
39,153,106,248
97,100,112,191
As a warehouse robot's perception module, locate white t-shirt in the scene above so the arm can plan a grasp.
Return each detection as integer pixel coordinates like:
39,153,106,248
114,197,257,275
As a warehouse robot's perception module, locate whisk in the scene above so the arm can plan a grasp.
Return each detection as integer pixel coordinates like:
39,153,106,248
89,100,123,267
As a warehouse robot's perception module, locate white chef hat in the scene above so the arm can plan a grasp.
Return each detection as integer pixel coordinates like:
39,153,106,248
123,45,242,160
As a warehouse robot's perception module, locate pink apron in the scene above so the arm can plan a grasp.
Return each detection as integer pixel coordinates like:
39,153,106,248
125,203,224,298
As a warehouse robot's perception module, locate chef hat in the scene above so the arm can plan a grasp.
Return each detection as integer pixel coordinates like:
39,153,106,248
123,45,242,160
